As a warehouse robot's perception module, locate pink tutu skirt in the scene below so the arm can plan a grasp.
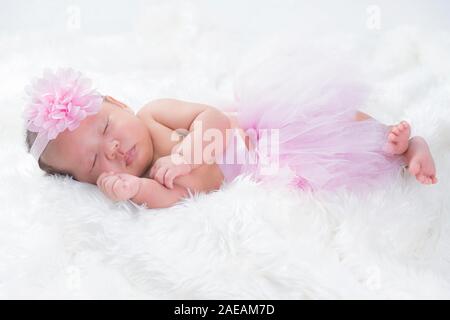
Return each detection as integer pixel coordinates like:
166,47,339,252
221,47,405,192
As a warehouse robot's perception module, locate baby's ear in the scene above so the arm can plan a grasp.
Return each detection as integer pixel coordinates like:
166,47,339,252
104,95,135,114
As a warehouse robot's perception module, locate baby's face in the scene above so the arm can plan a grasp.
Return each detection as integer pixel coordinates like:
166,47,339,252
41,96,154,184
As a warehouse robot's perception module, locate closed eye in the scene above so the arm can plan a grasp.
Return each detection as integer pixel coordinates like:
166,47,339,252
90,117,109,172
103,117,109,134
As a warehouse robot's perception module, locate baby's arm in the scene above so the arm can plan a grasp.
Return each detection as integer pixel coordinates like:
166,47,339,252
138,98,231,169
97,171,189,209
132,164,223,208
131,178,189,209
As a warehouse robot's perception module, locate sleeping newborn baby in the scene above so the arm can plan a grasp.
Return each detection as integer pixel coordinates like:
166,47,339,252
24,69,437,209
24,69,229,208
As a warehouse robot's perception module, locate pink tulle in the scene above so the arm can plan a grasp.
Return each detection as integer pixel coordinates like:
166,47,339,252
219,47,405,192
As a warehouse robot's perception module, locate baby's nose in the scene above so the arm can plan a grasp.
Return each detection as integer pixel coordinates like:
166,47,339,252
106,140,124,160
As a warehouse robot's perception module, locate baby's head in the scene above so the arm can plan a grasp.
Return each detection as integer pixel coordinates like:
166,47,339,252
24,69,154,185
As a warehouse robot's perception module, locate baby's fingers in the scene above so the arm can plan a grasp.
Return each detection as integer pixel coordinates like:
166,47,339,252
154,167,169,186
149,164,161,179
103,175,121,199
164,169,177,189
101,174,114,189
97,171,115,186
164,166,189,189
112,178,131,200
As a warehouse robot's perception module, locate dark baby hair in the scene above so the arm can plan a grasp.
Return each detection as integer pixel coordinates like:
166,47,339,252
25,129,74,179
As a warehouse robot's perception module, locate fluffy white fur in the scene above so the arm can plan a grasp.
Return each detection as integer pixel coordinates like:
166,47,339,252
1,0,450,299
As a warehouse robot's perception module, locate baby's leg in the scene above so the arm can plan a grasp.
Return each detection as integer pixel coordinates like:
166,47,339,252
354,111,372,121
355,111,437,185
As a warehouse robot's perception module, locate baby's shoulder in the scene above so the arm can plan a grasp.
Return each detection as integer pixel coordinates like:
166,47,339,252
136,98,179,118
136,99,181,137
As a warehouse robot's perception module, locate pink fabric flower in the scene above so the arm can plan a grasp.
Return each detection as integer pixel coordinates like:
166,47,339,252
23,68,103,160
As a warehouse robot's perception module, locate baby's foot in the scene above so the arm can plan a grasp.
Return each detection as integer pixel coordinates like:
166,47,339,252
406,137,438,185
384,121,411,155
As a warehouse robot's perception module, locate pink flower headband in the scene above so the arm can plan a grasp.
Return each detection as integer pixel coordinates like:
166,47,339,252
23,68,104,161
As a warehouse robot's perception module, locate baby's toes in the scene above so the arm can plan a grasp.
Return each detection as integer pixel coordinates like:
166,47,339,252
416,174,427,184
400,121,410,131
388,132,398,142
417,174,434,185
431,176,438,184
388,132,397,142
392,126,401,135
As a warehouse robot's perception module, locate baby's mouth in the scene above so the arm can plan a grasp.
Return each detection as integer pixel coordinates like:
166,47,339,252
125,145,136,166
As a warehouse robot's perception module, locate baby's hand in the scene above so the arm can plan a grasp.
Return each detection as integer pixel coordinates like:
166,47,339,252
149,154,193,189
96,172,142,202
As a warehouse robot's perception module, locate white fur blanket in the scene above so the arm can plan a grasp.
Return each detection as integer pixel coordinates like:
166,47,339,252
1,0,450,299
